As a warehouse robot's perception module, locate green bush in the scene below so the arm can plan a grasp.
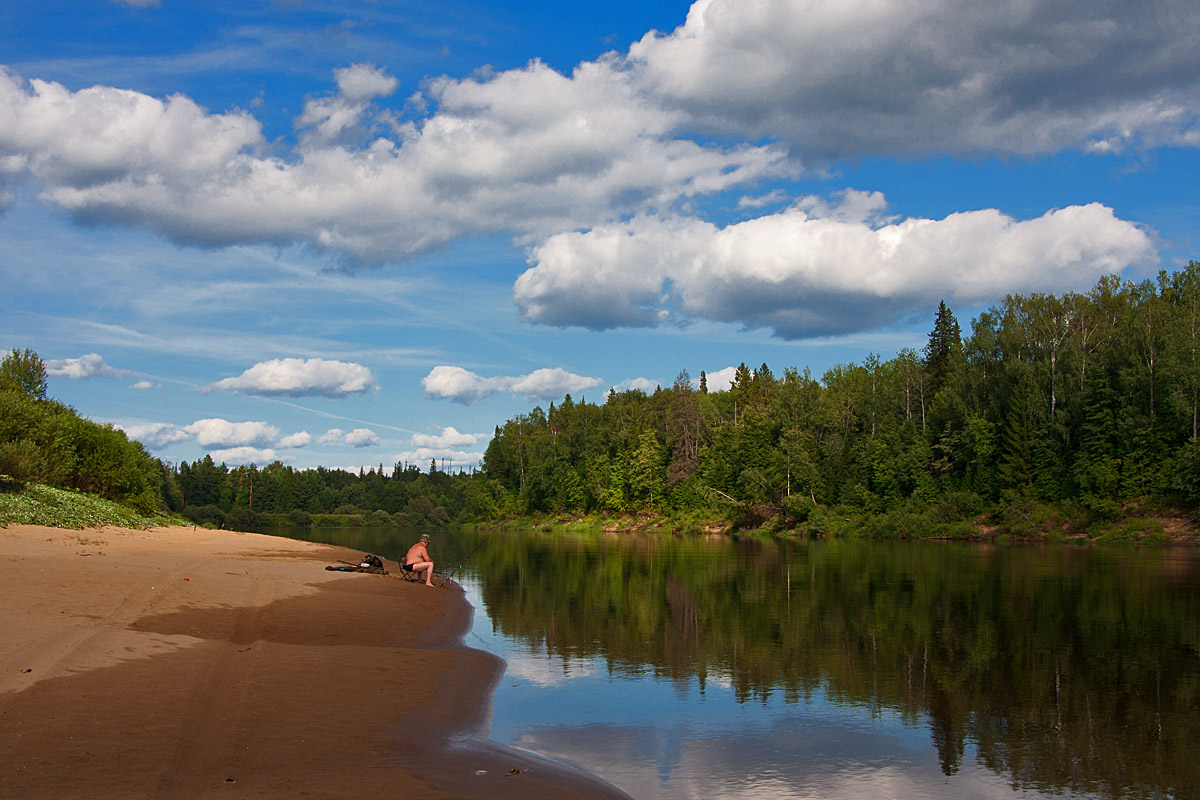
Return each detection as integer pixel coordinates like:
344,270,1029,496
183,504,228,527
229,507,270,530
0,439,47,485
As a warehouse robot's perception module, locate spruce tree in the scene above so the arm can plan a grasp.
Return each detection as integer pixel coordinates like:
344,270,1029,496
925,301,962,397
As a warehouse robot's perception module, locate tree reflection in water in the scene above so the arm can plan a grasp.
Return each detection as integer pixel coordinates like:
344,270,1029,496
464,532,1199,799
277,526,1198,798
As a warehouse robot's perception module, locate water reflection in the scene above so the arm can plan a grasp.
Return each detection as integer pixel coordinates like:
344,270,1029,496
280,527,1200,800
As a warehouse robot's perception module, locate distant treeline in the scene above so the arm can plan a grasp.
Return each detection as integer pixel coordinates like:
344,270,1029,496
3,263,1198,536
0,347,483,529
170,457,481,530
478,265,1200,536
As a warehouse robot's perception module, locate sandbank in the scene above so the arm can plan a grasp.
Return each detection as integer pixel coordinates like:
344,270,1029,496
0,524,630,799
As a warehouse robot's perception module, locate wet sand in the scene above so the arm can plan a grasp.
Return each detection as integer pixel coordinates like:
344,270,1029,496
0,524,630,799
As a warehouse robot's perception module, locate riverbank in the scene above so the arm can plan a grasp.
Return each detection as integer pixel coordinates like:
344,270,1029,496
482,501,1200,544
0,523,630,799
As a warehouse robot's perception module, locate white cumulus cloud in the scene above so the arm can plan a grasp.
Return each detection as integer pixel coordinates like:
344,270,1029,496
702,366,739,393
45,353,128,379
395,426,491,470
411,426,487,449
210,358,377,398
0,1,1196,271
0,61,781,265
318,428,347,445
296,63,399,148
184,418,280,449
515,193,1155,338
278,431,312,448
344,428,381,448
207,446,278,466
318,428,380,448
628,0,1200,159
422,365,603,405
117,422,190,448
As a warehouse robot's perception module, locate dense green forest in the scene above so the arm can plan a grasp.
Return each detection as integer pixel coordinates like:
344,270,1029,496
478,265,1200,538
3,263,1199,538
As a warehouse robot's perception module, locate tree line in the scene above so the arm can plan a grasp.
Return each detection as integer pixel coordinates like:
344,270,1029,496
0,348,481,529
477,264,1200,535
3,261,1198,536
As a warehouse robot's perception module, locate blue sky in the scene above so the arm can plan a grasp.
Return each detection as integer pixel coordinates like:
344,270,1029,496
2,0,1198,474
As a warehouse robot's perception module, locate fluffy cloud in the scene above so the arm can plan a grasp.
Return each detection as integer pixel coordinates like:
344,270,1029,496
701,366,738,393
0,62,780,264
184,418,280,449
395,427,490,469
296,64,399,148
210,358,377,398
629,0,1200,159
1,2,1196,271
129,380,161,390
515,192,1154,338
1,0,1190,309
344,428,381,448
45,353,128,379
277,431,312,448
318,428,380,448
422,365,603,405
118,422,191,448
410,426,487,449
207,446,278,466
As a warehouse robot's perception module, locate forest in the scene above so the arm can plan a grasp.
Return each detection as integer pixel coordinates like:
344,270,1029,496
475,264,1200,537
2,262,1198,538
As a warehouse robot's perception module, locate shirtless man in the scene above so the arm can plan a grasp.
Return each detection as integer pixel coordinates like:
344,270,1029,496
403,533,435,586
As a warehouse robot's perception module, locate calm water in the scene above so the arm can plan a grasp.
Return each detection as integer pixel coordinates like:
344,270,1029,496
280,527,1200,800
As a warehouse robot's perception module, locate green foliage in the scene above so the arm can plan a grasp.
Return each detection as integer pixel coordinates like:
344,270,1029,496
1096,516,1168,544
0,348,48,400
0,356,163,512
10,265,1200,538
477,267,1200,538
0,482,180,529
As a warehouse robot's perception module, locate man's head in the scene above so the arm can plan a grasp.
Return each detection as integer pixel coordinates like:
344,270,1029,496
419,533,430,544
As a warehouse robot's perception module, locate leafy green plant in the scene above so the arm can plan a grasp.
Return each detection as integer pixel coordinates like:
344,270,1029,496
0,483,181,530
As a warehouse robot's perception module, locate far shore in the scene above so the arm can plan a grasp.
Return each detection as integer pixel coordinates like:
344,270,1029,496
0,523,630,799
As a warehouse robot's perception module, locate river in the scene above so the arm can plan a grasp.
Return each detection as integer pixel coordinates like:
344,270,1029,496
278,526,1200,800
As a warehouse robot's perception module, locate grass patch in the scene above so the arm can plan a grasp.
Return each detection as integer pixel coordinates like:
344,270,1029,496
0,481,182,530
1096,517,1169,545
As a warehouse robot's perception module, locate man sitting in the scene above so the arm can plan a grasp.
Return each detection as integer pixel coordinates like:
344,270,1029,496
402,533,435,586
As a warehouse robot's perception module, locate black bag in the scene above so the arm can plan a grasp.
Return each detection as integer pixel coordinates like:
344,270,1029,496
358,554,385,572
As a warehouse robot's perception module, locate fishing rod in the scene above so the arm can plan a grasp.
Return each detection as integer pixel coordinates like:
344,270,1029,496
444,529,498,582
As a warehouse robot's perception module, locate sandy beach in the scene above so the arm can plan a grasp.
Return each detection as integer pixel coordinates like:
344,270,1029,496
0,524,630,799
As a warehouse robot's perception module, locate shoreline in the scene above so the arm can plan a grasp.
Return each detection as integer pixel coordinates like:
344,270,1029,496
0,524,629,799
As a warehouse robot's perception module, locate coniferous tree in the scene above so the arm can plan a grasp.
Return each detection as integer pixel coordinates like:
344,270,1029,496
925,301,963,398
998,380,1036,496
